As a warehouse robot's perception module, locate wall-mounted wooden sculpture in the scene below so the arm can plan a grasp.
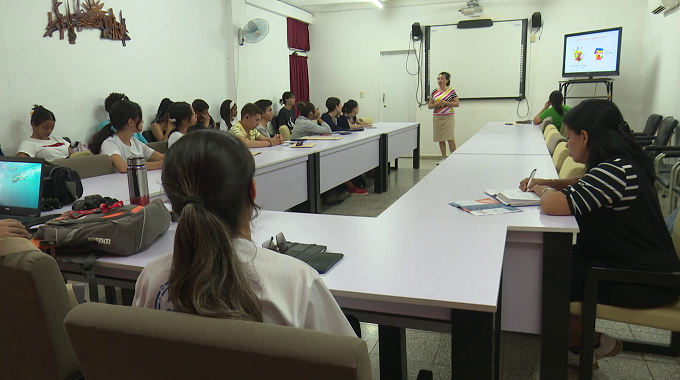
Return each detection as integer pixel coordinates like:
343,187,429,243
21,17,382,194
44,0,130,46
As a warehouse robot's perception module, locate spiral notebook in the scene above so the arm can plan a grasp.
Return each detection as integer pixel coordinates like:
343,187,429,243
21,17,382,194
485,189,541,207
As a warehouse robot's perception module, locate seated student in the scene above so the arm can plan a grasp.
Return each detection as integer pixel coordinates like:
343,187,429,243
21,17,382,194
290,101,333,140
132,130,355,336
89,100,163,173
0,219,30,239
254,99,275,138
219,99,237,131
533,90,570,131
167,102,198,148
229,103,284,148
192,99,217,129
337,100,368,131
97,92,148,143
150,98,174,142
17,105,74,160
520,99,680,369
321,97,343,132
277,91,296,131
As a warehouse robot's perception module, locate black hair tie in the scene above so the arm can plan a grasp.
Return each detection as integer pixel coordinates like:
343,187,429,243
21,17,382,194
183,195,204,207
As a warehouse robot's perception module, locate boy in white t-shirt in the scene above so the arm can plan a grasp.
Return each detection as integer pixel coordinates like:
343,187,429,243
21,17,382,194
133,130,356,337
17,105,73,161
89,100,163,173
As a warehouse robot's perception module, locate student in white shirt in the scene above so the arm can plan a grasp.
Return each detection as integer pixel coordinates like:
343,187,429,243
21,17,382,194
89,100,164,173
17,105,74,161
132,130,356,337
254,99,276,138
167,102,198,148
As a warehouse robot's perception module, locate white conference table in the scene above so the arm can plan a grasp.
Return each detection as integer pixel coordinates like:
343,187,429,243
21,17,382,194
454,128,550,155
59,210,507,380
380,122,579,380
478,122,543,134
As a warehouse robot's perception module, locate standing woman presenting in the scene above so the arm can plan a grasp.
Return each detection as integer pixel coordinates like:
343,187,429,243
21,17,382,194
429,72,459,161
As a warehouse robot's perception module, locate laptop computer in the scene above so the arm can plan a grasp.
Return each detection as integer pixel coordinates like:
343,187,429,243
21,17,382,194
0,156,45,223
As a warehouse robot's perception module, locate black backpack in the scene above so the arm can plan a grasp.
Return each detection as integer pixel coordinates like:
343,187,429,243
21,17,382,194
42,163,83,205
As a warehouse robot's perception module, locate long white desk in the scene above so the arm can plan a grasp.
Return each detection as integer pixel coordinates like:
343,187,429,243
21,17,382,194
454,128,550,155
478,122,543,134
59,210,507,380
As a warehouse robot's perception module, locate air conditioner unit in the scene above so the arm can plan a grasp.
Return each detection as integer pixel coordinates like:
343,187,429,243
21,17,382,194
650,0,679,14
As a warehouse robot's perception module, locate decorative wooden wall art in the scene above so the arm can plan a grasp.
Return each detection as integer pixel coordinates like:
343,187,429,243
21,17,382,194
44,0,130,46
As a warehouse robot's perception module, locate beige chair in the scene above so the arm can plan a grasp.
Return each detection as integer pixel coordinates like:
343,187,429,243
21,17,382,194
52,154,115,179
69,151,92,158
0,238,81,380
559,156,586,179
552,142,569,172
544,125,558,144
571,209,680,380
147,140,168,154
65,302,372,380
358,116,373,125
540,117,554,132
279,125,292,141
547,133,567,155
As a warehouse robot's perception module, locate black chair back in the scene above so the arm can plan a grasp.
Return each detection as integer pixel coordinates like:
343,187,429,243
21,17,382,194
652,117,678,147
643,114,663,136
142,130,157,143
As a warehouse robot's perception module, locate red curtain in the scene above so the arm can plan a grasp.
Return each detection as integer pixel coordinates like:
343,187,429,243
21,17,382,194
289,54,309,117
287,18,310,51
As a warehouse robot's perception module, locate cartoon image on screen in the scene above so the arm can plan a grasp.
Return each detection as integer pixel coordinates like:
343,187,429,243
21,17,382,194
574,49,584,62
594,48,604,60
0,161,42,209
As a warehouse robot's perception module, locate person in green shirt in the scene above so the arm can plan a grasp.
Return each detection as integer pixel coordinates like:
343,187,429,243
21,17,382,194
533,90,570,131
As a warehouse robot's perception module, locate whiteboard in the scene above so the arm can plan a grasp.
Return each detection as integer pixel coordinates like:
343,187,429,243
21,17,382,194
426,20,527,100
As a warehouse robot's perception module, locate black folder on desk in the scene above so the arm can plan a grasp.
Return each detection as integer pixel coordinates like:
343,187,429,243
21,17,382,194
282,242,344,274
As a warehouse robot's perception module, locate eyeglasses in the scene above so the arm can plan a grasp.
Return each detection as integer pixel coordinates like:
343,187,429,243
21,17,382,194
262,232,289,252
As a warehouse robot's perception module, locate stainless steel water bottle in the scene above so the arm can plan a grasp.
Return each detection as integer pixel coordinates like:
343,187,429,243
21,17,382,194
127,157,150,206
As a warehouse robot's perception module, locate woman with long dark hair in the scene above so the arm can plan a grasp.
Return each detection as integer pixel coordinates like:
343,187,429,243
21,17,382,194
520,99,680,369
150,98,174,142
89,100,164,172
132,130,355,336
533,90,570,131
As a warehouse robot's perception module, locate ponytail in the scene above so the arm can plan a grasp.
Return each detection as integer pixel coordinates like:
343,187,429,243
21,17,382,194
162,130,263,321
169,102,193,131
171,200,263,321
280,91,294,106
89,123,116,154
549,90,564,117
30,105,56,127
342,99,358,114
89,100,142,154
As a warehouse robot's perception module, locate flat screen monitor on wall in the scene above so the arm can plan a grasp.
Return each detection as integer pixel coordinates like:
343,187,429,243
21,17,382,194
562,27,622,78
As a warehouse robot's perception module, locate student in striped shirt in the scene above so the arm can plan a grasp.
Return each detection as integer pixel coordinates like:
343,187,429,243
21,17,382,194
428,72,459,162
519,99,680,370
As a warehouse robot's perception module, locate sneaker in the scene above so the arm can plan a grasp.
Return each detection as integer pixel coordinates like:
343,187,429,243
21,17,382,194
568,350,599,371
348,186,369,196
594,333,623,359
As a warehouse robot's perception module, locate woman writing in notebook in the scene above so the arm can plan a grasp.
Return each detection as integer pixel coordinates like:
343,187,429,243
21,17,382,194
519,99,680,369
132,130,356,336
428,72,459,162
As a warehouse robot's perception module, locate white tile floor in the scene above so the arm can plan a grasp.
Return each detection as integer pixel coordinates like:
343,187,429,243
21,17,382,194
321,157,680,380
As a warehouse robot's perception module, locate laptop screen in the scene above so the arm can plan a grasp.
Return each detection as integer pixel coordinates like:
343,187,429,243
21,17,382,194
0,159,43,211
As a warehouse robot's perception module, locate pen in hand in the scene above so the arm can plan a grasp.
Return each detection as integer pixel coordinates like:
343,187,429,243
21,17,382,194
525,169,537,192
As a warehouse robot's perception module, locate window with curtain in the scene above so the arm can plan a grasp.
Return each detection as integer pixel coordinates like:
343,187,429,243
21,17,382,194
287,17,310,51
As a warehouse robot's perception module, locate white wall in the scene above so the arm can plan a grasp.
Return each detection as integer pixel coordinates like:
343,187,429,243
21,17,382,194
0,0,306,155
308,0,647,156
640,4,680,122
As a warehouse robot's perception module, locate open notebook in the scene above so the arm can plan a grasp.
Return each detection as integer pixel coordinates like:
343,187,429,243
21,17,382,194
485,189,541,207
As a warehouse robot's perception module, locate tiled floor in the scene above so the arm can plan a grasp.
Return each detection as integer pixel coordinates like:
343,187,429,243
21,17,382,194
321,157,680,380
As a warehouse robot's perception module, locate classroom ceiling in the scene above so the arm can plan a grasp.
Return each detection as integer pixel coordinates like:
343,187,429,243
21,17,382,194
280,0,463,13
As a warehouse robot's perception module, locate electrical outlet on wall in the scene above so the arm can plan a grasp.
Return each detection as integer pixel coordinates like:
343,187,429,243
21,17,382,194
360,90,365,98
531,34,537,43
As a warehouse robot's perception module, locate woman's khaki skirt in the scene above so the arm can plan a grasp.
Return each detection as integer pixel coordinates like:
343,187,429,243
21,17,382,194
433,114,455,142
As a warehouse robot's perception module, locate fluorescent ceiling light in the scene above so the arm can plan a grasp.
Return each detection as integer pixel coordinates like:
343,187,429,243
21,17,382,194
370,0,384,9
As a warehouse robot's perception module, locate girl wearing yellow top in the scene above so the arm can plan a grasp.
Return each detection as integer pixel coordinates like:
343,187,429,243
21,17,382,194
428,72,460,160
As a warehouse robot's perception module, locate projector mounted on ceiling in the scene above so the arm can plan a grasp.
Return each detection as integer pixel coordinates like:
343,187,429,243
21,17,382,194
460,0,483,17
